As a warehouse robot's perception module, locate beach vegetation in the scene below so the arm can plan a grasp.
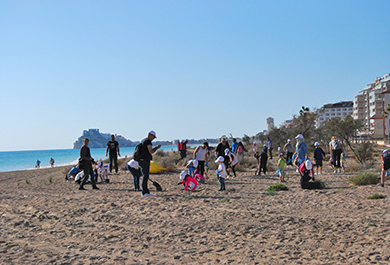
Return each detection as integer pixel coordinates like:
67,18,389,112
265,191,279,196
266,184,289,191
348,171,379,186
367,194,385,200
25,177,30,185
313,179,328,189
219,197,230,203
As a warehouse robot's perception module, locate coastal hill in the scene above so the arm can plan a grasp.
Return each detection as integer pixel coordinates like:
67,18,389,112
73,129,220,149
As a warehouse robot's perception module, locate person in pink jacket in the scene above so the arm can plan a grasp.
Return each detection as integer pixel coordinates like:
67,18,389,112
299,160,315,184
179,170,198,191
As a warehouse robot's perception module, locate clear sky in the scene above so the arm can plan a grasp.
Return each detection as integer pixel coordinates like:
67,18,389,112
1,0,389,151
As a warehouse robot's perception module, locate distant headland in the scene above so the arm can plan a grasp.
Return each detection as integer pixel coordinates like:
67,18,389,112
73,129,219,149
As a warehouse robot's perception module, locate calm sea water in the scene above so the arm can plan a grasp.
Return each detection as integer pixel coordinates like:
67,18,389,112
0,145,179,173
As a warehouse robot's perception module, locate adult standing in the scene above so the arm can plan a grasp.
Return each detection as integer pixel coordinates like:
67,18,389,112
283,139,294,165
106,135,121,174
50,157,55,167
179,139,189,160
79,138,99,191
295,134,308,167
268,137,273,160
215,137,230,175
193,141,209,177
329,136,343,173
139,130,161,197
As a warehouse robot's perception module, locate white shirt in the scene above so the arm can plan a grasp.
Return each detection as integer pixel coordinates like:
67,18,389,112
128,159,140,170
195,146,208,161
218,163,227,178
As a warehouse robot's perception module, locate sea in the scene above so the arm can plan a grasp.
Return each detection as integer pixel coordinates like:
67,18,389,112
0,145,181,173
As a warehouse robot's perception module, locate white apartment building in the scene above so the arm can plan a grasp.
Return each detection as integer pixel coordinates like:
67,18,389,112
353,73,390,138
315,101,353,128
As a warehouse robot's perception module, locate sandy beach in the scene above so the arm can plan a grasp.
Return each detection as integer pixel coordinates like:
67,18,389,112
1,159,390,264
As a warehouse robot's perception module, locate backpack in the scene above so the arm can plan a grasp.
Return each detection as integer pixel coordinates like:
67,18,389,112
133,143,143,161
237,146,243,153
332,140,341,150
383,150,390,159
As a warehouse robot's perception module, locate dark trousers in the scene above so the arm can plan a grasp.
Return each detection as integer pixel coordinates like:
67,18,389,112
286,152,293,165
197,161,205,176
332,149,342,169
180,149,187,159
218,177,225,190
259,162,267,175
139,160,150,195
269,148,273,159
80,163,97,189
230,163,237,177
127,165,141,190
224,156,230,175
109,154,118,173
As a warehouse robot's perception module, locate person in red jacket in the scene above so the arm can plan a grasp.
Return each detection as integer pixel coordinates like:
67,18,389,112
299,160,315,184
179,170,198,191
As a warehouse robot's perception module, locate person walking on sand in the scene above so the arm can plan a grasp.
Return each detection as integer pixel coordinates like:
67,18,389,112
127,159,142,191
79,138,99,191
225,148,239,178
179,139,189,160
193,141,209,178
283,139,294,166
329,136,343,173
231,138,238,154
277,153,287,183
313,142,326,175
106,135,121,174
138,130,161,197
256,146,268,176
295,134,307,167
380,149,390,187
35,159,41,169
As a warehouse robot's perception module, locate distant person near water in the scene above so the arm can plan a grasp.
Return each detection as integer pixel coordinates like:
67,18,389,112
106,135,121,174
138,130,161,197
35,159,41,169
50,157,55,167
178,139,189,160
79,138,99,191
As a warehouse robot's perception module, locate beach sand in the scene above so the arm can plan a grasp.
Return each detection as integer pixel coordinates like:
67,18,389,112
1,161,390,264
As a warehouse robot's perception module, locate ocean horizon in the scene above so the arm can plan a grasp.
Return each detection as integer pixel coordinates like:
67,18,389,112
0,145,181,173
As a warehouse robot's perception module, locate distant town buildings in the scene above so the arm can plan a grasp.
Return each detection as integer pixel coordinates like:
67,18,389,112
315,101,353,128
353,73,390,138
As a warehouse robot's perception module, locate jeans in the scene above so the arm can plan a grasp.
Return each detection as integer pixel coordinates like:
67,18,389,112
127,165,141,190
139,160,150,195
197,161,205,176
218,177,225,190
109,154,118,173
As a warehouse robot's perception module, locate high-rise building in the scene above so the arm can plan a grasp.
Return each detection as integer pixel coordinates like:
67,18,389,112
353,73,390,138
315,101,353,128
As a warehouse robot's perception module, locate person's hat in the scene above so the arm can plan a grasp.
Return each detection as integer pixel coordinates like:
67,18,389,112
295,134,303,139
192,159,198,168
224,148,230,155
97,161,102,167
148,130,157,138
287,139,291,142
185,139,189,142
263,144,267,147
314,142,320,146
254,141,257,144
180,170,187,180
279,153,284,157
215,156,224,163
305,160,312,170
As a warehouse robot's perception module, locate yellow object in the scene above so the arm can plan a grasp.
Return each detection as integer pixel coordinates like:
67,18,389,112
149,161,166,174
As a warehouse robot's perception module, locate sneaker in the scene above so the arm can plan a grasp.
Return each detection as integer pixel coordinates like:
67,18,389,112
380,183,384,187
79,187,86,190
92,186,100,190
314,173,318,175
338,170,341,173
334,170,338,173
319,172,322,175
141,193,154,197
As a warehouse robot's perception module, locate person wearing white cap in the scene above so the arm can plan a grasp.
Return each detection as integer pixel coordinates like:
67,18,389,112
313,142,326,175
295,134,307,167
298,159,315,187
127,159,142,191
179,170,198,191
138,131,161,197
215,138,230,176
215,156,226,191
283,139,294,166
225,148,239,178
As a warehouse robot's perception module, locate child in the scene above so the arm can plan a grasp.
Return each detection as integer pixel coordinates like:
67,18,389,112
96,161,107,183
186,159,198,177
127,159,142,191
215,156,226,191
340,153,346,172
65,166,79,183
313,142,326,175
299,160,315,187
194,169,205,184
179,170,198,191
380,150,390,187
225,148,239,178
329,154,334,169
277,153,287,183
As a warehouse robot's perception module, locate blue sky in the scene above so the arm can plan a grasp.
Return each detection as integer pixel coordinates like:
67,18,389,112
0,0,389,151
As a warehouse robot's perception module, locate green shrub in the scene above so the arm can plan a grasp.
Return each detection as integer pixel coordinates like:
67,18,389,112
367,194,385,200
314,179,328,189
266,183,289,191
348,172,379,186
219,197,230,203
265,191,279,196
